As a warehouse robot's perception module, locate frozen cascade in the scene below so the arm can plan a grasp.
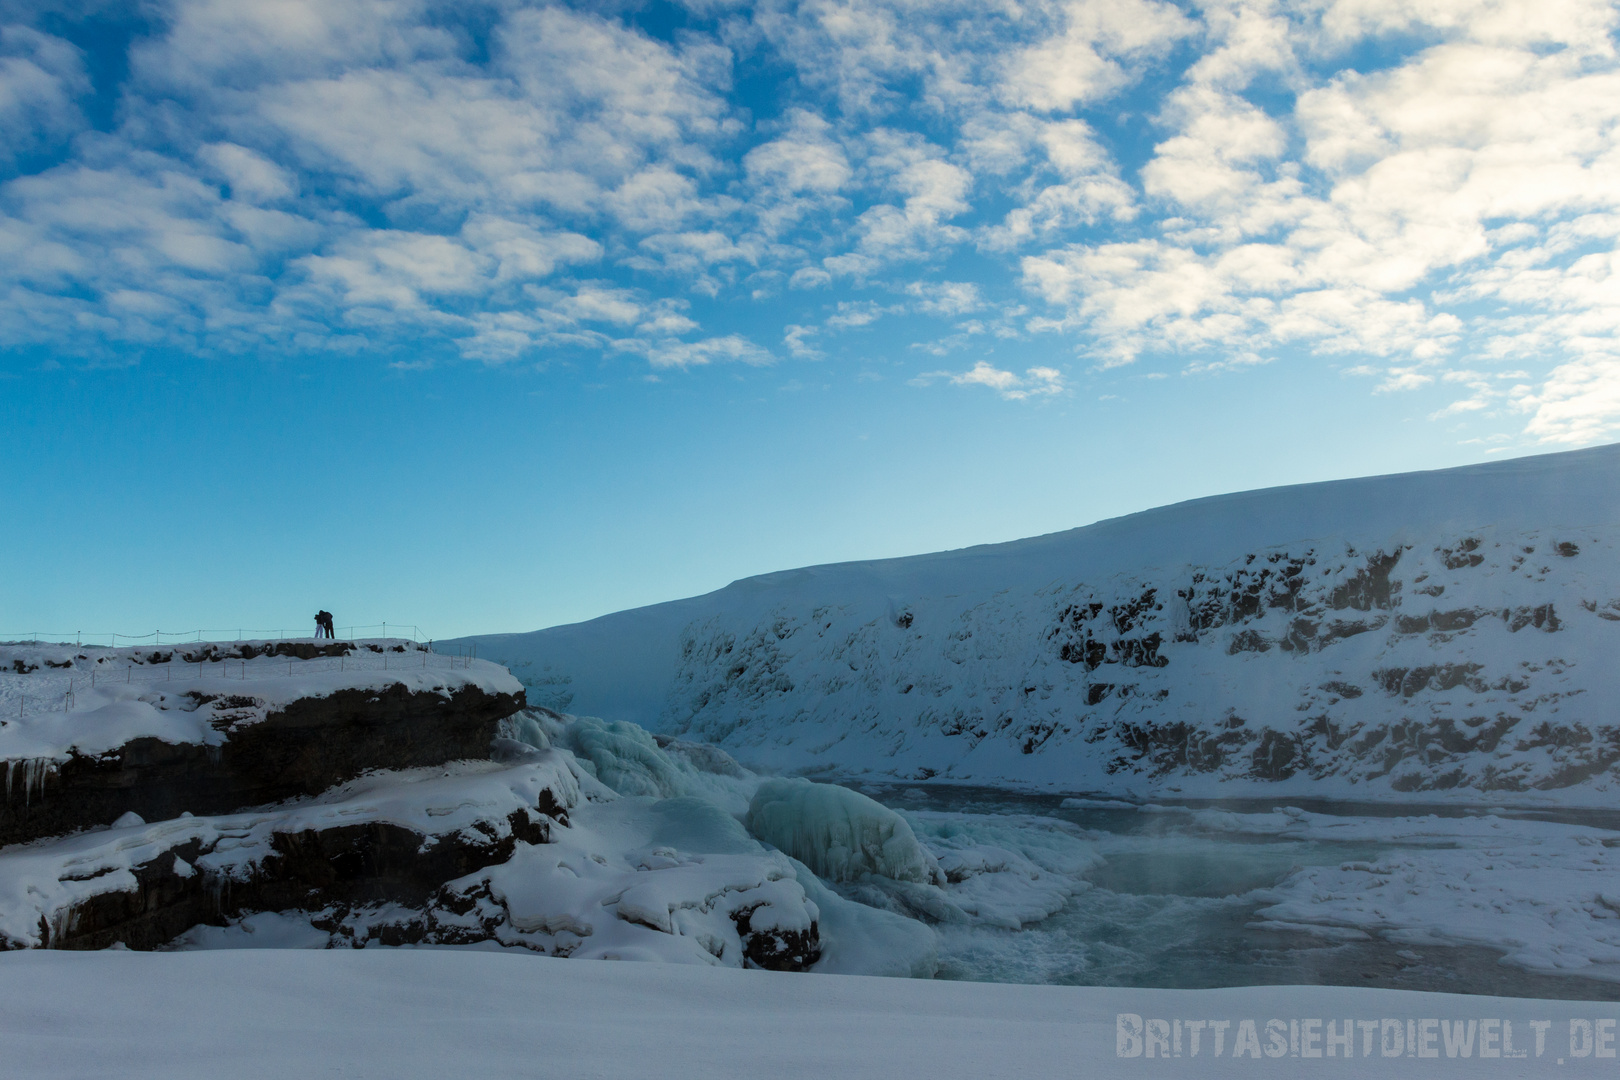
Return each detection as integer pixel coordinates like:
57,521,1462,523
745,777,943,885
526,710,756,814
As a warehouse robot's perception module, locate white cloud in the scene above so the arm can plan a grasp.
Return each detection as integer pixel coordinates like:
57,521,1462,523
906,280,982,315
982,119,1136,250
828,130,973,270
783,323,821,357
0,26,88,164
1001,0,1192,112
789,267,832,289
295,229,487,312
1518,353,1620,443
919,360,1066,399
640,333,773,368
1015,0,1620,413
460,215,601,283
825,299,891,328
744,109,852,234
198,143,299,204
2,0,1618,436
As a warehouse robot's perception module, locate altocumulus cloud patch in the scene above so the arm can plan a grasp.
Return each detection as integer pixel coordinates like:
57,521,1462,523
0,0,1617,441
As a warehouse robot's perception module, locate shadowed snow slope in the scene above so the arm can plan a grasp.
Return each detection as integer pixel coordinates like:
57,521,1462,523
451,445,1620,802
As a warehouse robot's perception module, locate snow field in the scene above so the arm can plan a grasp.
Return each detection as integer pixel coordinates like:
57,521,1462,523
3,949,1619,1079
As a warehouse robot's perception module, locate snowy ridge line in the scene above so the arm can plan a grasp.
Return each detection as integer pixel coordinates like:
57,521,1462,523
1,624,429,647
0,643,522,763
450,445,1620,804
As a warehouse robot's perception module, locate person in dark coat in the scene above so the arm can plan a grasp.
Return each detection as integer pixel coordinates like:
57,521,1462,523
314,610,334,639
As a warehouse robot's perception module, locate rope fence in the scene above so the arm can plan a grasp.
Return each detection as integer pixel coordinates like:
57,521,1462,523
0,623,426,647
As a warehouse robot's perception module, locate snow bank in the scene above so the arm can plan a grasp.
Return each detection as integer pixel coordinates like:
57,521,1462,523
5,950,1620,1080
745,777,943,885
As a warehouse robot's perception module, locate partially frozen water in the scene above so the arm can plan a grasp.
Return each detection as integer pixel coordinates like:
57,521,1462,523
849,783,1620,1001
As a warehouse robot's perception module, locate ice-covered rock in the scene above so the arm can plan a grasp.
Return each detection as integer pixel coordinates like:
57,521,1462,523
0,755,578,950
786,856,939,978
427,784,827,971
745,777,943,886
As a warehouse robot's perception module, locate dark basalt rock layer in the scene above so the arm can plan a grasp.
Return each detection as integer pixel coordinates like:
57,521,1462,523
1,682,525,847
7,805,557,952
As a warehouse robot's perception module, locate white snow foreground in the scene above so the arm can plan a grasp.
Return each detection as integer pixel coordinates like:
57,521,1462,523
450,444,1620,803
0,640,521,762
4,950,1619,1080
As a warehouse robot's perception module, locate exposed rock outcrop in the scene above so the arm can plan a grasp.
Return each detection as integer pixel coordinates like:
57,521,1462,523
1,681,525,847
0,759,576,952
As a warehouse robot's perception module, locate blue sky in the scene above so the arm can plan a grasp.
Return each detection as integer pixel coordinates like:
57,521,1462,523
2,0,1617,640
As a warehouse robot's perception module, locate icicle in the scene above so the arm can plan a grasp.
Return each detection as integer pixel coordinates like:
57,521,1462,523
19,757,54,808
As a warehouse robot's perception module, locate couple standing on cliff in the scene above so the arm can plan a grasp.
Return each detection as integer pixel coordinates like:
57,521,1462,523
313,610,335,639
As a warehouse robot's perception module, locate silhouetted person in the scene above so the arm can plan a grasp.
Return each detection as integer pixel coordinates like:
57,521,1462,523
314,610,335,639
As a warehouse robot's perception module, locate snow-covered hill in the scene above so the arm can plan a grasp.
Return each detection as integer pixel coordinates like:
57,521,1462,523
454,446,1620,803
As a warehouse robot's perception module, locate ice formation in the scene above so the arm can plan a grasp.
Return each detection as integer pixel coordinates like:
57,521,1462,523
745,777,943,885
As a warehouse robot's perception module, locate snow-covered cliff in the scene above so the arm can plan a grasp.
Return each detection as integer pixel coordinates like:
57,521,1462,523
454,445,1620,803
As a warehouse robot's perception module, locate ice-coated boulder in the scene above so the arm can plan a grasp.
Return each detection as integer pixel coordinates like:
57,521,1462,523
744,777,942,885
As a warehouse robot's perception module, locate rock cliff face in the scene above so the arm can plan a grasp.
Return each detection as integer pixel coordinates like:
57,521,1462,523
0,759,573,952
654,529,1618,796
1,681,524,847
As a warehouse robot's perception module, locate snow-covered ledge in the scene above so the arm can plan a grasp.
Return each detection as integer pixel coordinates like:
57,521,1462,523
0,642,525,846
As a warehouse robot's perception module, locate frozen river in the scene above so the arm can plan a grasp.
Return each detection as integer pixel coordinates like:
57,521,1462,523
846,783,1620,1001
